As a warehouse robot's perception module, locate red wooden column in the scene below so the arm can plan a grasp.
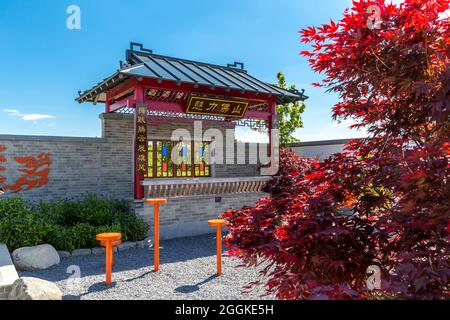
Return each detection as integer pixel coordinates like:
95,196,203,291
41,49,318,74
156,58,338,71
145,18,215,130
134,84,146,200
268,101,279,158
266,101,280,175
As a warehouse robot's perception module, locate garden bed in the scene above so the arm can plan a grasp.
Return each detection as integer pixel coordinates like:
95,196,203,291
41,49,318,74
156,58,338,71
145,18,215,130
0,195,148,252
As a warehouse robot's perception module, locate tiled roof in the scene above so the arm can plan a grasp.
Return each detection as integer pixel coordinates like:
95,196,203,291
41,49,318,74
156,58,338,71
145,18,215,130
76,43,308,104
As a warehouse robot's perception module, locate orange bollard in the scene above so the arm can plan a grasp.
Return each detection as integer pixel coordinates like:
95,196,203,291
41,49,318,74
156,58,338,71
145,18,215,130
100,239,121,267
146,198,168,272
208,219,226,276
96,233,122,286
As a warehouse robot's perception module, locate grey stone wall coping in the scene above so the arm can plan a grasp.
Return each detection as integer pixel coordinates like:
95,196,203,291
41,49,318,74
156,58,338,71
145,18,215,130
99,112,133,120
288,138,364,147
0,134,104,143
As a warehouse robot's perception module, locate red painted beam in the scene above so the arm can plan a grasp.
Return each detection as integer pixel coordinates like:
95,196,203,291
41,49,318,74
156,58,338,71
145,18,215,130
245,111,271,120
107,79,135,102
144,100,184,113
105,77,278,109
143,100,270,120
135,77,277,105
106,98,136,113
105,77,277,115
107,98,271,122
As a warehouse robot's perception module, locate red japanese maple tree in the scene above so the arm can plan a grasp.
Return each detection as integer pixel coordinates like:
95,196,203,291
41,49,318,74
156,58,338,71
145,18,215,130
221,0,449,299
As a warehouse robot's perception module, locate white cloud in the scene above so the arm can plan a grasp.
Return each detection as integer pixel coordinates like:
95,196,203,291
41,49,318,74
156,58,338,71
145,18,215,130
3,109,22,115
235,127,269,143
3,109,55,121
22,114,55,121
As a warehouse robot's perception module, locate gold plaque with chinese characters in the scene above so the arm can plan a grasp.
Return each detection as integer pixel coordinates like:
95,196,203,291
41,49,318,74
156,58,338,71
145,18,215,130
185,95,249,118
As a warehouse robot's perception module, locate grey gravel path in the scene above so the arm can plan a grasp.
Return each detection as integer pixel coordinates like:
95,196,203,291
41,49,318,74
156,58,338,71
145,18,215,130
19,234,275,300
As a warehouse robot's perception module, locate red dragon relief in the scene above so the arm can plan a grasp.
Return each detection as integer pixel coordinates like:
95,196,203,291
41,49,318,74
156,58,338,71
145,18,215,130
4,152,52,193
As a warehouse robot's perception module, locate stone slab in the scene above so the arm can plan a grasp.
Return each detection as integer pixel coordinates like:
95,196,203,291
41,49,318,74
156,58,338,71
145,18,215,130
0,243,19,299
71,249,92,256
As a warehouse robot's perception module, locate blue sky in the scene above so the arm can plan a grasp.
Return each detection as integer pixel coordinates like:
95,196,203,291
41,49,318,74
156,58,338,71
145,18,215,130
0,0,366,141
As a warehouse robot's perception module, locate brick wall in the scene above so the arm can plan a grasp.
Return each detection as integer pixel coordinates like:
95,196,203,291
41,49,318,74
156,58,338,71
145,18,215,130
0,114,270,203
135,192,267,240
0,113,134,202
0,113,270,239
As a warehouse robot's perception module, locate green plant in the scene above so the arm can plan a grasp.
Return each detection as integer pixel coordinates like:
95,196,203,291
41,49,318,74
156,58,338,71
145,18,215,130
77,195,116,226
39,199,82,226
0,197,31,219
113,214,148,241
0,194,148,252
275,72,306,146
0,210,57,251
53,223,98,252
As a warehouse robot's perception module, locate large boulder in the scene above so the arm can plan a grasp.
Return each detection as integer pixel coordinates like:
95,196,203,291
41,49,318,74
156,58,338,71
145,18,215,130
8,277,62,300
12,244,60,271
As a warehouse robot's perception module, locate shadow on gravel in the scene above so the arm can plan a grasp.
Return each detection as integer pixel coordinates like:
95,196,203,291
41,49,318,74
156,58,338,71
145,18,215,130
19,234,221,282
124,270,153,282
64,282,117,300
175,275,217,293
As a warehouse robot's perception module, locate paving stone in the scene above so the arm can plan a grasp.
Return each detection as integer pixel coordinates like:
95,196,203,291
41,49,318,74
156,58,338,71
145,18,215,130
57,251,71,259
91,247,105,255
118,242,136,252
71,249,92,256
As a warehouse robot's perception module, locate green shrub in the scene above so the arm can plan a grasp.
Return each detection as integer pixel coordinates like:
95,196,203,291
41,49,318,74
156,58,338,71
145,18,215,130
77,195,115,226
0,194,148,251
52,223,97,252
0,210,58,251
113,214,148,241
39,195,134,227
39,199,82,226
0,197,31,219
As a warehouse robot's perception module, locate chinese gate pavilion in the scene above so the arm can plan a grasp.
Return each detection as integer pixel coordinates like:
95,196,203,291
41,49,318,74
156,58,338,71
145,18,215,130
77,43,307,238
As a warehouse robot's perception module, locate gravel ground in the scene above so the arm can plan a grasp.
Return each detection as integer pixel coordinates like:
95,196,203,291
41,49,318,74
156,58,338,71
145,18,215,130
19,234,275,300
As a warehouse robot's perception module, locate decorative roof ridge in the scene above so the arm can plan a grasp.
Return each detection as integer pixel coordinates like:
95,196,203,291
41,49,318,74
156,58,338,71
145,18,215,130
125,42,247,73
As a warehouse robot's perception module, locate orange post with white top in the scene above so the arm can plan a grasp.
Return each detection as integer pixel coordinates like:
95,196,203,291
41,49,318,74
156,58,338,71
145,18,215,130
208,219,226,276
146,198,168,272
96,232,122,286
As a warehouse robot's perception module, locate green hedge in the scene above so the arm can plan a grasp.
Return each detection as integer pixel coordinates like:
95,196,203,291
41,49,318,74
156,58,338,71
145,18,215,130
0,195,149,251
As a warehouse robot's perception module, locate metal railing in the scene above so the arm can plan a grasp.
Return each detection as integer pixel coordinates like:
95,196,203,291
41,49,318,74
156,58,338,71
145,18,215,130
142,176,271,198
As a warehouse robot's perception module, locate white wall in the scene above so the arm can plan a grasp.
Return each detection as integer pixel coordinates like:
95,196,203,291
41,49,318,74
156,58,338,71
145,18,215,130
289,139,359,160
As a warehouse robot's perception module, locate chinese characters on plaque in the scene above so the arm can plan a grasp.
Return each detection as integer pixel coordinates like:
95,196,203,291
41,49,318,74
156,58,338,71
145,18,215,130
134,104,148,175
185,95,249,118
